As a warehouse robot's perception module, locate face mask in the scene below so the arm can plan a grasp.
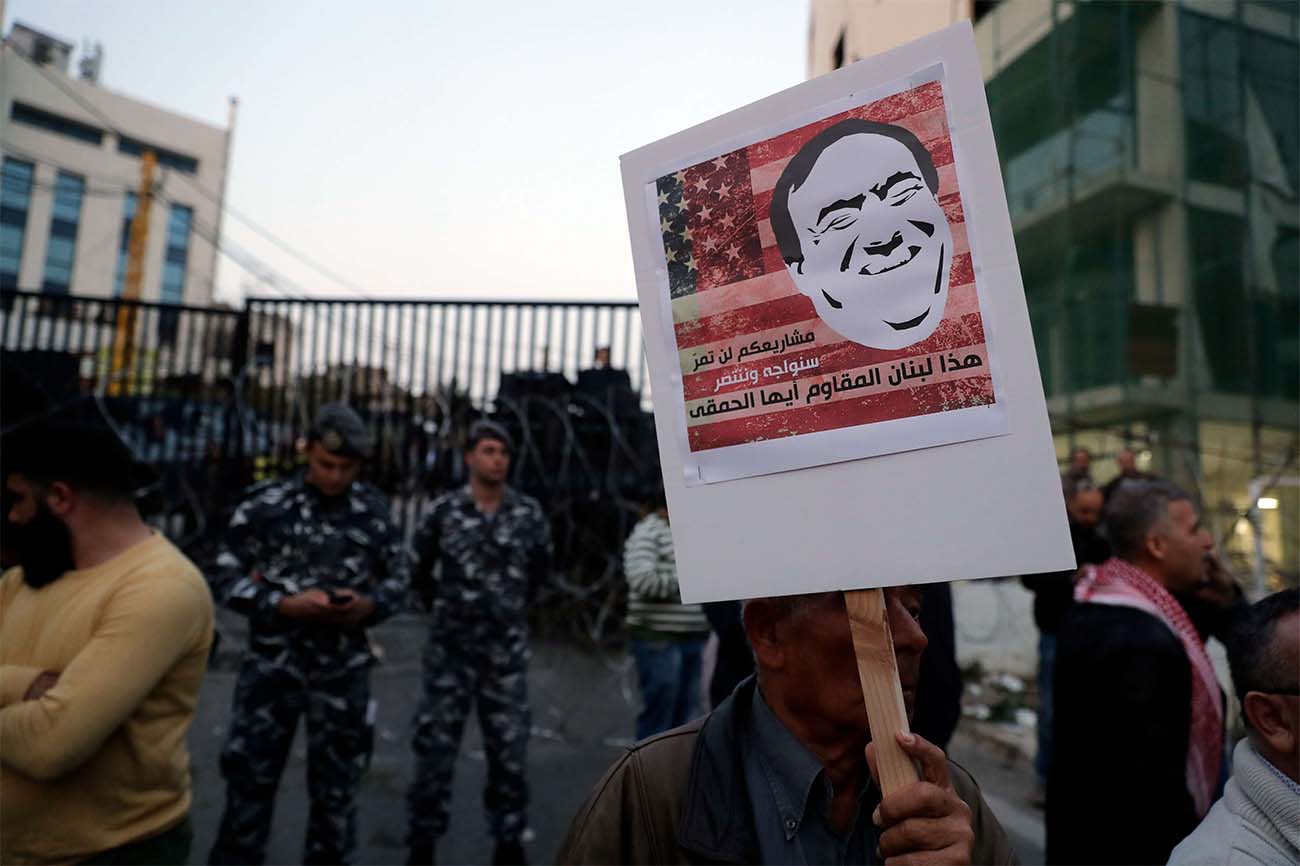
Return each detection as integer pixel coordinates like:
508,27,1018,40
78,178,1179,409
11,501,76,589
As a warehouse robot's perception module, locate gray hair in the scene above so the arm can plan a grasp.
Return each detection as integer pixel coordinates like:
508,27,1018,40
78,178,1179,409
1103,479,1192,560
741,591,839,633
741,592,839,670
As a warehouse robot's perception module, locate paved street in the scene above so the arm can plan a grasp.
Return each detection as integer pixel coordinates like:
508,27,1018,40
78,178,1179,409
189,611,1045,865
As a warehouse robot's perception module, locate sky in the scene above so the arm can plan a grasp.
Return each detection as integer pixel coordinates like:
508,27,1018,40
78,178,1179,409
4,1,810,304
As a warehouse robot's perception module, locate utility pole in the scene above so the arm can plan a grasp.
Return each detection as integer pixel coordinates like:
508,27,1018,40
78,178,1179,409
109,149,155,395
215,95,238,299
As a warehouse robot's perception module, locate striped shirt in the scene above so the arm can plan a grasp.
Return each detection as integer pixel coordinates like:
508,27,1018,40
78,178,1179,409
622,512,710,638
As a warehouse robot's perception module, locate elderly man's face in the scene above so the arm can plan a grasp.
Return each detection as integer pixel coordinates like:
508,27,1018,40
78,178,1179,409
777,587,928,737
784,133,952,350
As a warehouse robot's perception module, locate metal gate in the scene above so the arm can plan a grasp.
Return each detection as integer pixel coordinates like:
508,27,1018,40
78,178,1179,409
2,290,661,643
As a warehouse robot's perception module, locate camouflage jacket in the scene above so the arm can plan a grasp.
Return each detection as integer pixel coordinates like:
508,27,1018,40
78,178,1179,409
412,485,552,627
210,472,409,668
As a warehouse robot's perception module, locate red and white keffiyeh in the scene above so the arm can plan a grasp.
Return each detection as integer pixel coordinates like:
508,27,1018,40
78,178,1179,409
1075,557,1224,818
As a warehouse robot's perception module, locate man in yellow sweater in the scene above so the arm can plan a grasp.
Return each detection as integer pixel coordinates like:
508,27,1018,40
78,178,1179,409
0,423,214,865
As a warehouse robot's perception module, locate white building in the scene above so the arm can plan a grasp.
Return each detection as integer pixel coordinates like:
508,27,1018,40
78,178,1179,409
1,22,233,308
808,0,974,76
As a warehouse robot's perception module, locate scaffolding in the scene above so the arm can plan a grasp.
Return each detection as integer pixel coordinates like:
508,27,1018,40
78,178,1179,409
983,0,1299,586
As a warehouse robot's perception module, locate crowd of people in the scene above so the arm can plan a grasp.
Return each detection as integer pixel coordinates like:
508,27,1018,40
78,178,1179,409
2,415,1297,866
1022,447,1297,865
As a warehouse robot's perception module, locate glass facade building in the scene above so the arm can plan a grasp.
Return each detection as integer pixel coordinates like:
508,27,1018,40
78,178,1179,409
159,204,192,343
161,205,192,306
979,0,1298,587
3,24,229,308
41,171,84,295
1,158,34,291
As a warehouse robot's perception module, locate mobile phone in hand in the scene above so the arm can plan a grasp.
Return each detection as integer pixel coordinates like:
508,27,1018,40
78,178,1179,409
327,589,349,606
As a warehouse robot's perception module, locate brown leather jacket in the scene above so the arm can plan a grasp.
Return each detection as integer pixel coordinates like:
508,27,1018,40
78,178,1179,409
558,678,1016,865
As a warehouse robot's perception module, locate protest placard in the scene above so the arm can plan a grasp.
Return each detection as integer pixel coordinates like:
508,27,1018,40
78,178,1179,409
650,66,1004,486
620,22,1074,604
622,21,1075,797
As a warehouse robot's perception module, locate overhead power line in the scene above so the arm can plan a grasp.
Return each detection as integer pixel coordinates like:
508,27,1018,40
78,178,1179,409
3,37,379,300
2,132,418,370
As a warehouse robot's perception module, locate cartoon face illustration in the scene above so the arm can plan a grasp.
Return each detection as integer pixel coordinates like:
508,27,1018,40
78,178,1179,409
771,119,953,350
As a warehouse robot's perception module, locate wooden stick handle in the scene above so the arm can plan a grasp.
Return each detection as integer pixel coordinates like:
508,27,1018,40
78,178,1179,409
845,587,919,796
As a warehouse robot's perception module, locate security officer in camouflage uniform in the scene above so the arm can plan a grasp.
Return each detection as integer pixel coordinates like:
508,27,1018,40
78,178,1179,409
407,420,552,866
208,403,409,866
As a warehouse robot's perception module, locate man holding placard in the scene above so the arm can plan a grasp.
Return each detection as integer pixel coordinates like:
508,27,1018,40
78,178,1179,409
558,586,1014,864
608,19,1076,866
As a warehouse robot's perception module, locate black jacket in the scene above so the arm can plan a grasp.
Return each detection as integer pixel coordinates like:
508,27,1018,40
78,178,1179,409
1047,599,1239,865
1021,523,1110,633
913,582,963,749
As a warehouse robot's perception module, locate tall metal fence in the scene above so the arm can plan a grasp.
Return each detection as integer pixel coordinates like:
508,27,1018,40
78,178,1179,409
1,289,660,643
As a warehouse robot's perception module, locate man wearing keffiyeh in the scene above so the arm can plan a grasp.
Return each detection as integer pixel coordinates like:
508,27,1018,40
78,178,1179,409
1046,480,1244,866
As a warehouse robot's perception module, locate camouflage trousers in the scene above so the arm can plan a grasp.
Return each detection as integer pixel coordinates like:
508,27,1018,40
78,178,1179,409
406,630,531,846
209,655,371,865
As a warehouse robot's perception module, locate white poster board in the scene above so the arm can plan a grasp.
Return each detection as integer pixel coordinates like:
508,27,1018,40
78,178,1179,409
620,22,1074,603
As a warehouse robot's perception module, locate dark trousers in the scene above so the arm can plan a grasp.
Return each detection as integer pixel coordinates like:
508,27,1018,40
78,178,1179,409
89,815,192,865
631,636,706,740
1035,632,1057,784
209,659,370,865
407,633,531,846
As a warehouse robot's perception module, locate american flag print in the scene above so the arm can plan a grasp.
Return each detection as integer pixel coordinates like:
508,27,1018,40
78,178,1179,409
656,78,997,453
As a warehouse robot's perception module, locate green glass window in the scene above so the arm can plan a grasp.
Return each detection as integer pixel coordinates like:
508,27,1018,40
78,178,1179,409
1181,12,1246,186
1,158,34,290
987,4,1137,219
41,172,84,295
1020,220,1134,397
1181,12,1300,191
